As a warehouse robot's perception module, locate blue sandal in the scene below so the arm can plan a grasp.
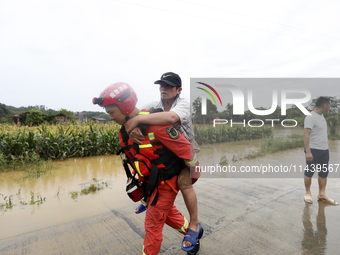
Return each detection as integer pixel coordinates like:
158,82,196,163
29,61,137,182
135,203,148,214
181,222,204,255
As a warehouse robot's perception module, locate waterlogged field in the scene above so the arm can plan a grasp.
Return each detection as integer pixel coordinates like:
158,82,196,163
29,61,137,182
194,125,273,144
0,123,273,169
0,122,274,179
0,122,121,170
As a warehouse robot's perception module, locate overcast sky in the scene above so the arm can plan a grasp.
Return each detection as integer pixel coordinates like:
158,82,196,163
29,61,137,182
1,0,340,113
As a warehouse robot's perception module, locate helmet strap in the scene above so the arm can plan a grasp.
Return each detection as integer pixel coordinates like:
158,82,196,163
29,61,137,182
125,115,130,121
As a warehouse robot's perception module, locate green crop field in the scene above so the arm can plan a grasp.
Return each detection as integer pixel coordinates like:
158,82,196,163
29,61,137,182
0,122,121,169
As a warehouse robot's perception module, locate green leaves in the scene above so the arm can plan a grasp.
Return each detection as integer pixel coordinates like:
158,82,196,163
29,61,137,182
25,110,45,126
0,122,121,167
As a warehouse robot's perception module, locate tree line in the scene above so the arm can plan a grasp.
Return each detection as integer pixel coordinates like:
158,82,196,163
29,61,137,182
0,103,110,125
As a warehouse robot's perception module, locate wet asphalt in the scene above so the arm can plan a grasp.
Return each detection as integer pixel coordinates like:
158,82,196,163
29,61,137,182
1,177,340,255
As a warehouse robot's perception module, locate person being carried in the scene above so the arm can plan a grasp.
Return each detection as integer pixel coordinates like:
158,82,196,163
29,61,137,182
124,72,201,249
303,96,338,205
93,82,203,255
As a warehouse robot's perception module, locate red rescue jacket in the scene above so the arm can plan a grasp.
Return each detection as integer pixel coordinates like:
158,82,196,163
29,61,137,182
118,110,200,205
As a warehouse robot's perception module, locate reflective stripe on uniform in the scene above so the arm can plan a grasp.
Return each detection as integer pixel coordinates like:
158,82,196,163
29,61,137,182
175,217,189,234
139,144,152,149
184,154,198,167
134,161,144,177
139,112,150,115
148,132,155,140
142,245,146,255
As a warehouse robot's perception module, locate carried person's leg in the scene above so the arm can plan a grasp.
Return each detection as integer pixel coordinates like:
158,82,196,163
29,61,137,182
178,167,200,248
135,198,149,214
178,138,201,248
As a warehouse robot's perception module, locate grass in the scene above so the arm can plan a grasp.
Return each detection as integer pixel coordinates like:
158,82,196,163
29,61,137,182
0,190,45,213
260,134,304,153
79,181,109,196
232,134,304,162
219,155,229,166
194,125,273,145
30,191,45,205
81,184,100,195
0,193,13,210
70,191,79,200
329,134,340,140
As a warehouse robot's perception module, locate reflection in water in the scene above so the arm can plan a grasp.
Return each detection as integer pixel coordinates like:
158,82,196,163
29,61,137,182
302,202,329,255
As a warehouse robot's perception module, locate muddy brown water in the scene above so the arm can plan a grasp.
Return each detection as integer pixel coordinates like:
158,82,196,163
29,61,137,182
199,127,340,179
0,155,129,240
1,126,339,241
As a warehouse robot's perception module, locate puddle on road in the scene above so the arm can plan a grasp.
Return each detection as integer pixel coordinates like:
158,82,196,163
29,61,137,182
0,155,131,240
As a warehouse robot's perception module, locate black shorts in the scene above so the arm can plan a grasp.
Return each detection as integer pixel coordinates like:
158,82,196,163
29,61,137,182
304,149,329,178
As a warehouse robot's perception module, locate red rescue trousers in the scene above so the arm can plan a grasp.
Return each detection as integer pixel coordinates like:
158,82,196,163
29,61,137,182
142,176,188,255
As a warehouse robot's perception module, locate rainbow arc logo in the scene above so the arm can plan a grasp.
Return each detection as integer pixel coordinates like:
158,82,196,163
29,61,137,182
196,82,222,106
196,82,223,114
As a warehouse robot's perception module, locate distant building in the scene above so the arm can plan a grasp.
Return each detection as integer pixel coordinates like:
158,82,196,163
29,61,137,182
74,112,87,123
209,116,220,124
12,112,29,125
55,113,71,124
12,114,21,125
91,117,107,124
12,112,71,125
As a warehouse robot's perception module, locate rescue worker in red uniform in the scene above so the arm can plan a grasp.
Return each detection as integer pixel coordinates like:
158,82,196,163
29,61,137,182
93,82,203,255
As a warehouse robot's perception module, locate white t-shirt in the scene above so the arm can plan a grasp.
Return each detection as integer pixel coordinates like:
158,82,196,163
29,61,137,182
304,111,328,150
142,97,194,141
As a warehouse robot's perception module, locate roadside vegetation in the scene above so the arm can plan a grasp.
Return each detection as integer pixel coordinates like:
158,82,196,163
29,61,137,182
328,116,340,140
194,125,273,145
0,122,121,171
0,189,45,213
70,179,109,201
232,134,304,162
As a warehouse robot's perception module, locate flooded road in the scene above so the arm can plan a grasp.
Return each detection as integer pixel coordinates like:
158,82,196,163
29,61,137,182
1,126,340,254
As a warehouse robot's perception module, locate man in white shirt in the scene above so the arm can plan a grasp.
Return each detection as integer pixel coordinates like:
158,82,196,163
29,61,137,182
303,96,338,205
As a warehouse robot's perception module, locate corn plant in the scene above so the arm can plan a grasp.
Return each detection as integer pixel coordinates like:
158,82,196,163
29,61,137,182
0,122,121,168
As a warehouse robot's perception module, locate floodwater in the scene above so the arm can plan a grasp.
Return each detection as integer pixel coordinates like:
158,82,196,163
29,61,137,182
0,155,130,240
1,125,340,246
199,126,340,179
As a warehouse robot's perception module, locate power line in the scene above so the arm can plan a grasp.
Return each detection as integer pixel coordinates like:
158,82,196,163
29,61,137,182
112,0,338,48
177,0,340,41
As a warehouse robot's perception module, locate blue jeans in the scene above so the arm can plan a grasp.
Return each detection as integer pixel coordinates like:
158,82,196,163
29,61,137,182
304,149,329,178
